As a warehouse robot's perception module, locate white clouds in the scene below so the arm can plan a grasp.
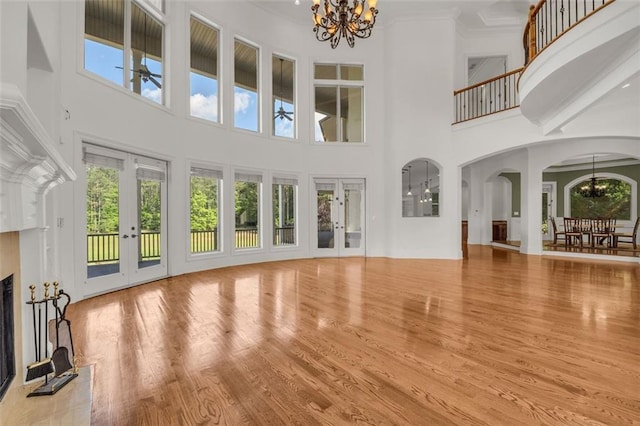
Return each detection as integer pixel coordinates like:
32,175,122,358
190,93,218,122
234,90,252,113
142,88,162,104
275,117,294,138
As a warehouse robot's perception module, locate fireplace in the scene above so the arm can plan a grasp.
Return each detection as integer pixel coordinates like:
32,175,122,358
0,274,15,401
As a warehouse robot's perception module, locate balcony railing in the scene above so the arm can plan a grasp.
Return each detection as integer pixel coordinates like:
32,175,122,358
453,0,613,124
453,68,523,124
524,0,615,65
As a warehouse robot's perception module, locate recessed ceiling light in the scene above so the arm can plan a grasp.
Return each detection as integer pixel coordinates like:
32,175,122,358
294,0,300,4
622,83,631,89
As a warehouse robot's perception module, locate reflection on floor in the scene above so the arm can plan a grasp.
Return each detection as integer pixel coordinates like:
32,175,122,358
492,240,639,258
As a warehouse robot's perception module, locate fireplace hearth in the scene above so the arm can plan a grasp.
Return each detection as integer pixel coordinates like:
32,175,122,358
0,274,15,401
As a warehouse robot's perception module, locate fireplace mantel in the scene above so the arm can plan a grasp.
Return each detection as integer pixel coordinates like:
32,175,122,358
0,82,75,233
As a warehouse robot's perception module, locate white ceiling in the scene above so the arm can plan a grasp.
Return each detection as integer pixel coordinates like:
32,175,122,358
248,0,532,32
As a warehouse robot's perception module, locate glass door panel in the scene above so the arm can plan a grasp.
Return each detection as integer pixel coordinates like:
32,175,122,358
343,181,363,249
313,178,365,257
86,163,123,280
316,184,336,249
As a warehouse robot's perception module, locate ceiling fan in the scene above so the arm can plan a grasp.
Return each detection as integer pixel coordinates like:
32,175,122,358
116,13,162,89
274,58,293,121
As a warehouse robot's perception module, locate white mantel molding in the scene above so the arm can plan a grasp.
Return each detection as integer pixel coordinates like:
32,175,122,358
0,83,76,233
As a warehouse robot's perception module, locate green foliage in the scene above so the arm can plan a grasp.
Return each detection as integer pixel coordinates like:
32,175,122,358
317,191,333,231
190,176,218,231
235,181,258,227
570,179,631,219
272,184,296,228
139,180,161,231
86,165,120,233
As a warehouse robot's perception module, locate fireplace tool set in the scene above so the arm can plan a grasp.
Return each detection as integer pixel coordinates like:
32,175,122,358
25,281,78,397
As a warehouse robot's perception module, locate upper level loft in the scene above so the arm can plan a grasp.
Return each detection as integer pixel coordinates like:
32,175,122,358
453,0,639,134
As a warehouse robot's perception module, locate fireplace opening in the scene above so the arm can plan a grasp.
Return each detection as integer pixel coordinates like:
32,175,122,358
0,274,15,402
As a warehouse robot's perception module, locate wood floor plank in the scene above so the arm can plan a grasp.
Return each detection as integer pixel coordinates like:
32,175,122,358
67,246,640,425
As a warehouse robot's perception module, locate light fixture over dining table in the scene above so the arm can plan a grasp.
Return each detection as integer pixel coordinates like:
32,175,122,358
579,155,607,198
312,0,379,49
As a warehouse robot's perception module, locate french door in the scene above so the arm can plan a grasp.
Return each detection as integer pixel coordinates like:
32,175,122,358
313,178,365,257
84,144,167,295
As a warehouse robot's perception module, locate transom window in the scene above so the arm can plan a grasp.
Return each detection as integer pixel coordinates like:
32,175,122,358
84,0,165,104
314,63,364,143
189,16,220,123
272,55,295,138
234,40,259,132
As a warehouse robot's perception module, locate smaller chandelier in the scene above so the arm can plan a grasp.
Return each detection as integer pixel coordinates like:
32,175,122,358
312,0,379,49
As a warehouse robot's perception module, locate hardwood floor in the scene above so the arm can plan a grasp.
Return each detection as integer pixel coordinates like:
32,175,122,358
67,246,640,425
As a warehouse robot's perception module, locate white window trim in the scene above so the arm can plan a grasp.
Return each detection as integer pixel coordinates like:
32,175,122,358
186,160,225,261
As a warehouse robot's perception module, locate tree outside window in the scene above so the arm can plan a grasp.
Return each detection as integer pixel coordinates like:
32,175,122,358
570,179,631,219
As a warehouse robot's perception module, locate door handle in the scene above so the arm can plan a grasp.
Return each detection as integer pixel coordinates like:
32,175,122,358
131,234,138,239
122,234,129,239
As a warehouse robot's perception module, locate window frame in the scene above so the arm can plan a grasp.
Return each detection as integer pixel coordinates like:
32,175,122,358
188,13,222,125
272,175,298,248
82,0,167,106
272,54,296,140
233,37,261,133
233,169,263,252
313,63,365,144
187,162,224,259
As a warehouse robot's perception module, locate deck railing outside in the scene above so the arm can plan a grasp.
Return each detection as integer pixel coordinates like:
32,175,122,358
453,68,523,124
274,226,295,245
524,0,614,65
88,227,286,263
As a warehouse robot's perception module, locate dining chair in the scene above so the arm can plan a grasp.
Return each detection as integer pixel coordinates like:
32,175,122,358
563,217,583,247
550,217,565,245
590,218,613,247
613,217,639,249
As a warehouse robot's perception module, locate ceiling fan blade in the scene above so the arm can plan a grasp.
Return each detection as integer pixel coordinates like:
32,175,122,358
148,75,162,89
274,114,281,120
115,66,124,70
284,114,293,121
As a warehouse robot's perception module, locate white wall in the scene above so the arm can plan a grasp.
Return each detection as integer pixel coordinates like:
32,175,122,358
2,0,638,306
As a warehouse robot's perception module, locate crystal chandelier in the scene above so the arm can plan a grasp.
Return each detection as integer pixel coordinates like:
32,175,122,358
312,0,379,49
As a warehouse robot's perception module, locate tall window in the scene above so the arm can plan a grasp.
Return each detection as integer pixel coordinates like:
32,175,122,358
189,16,219,123
314,63,364,143
234,40,259,132
272,55,295,138
273,177,297,246
84,0,164,104
570,178,632,220
190,165,222,254
235,172,261,249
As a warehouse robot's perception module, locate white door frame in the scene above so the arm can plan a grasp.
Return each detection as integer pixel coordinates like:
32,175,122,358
311,177,366,257
80,143,168,297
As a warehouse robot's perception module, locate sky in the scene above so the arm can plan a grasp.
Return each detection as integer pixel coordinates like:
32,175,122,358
85,39,296,138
